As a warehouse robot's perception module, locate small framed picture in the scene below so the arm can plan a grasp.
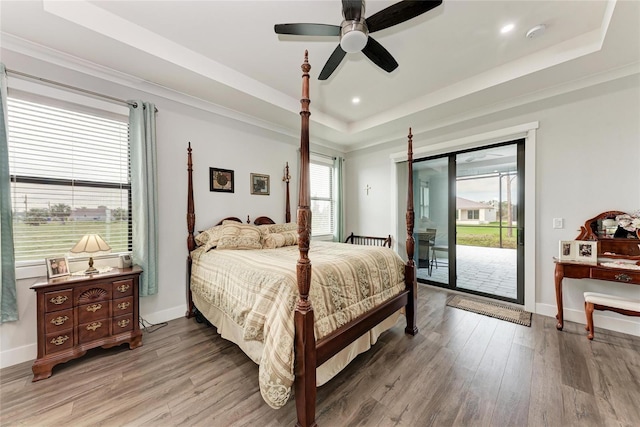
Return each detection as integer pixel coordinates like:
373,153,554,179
575,241,598,263
46,257,70,279
558,240,575,261
250,173,270,195
210,167,234,193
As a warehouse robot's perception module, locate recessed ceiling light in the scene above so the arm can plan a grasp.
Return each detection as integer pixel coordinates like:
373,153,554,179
352,97,361,104
501,23,515,34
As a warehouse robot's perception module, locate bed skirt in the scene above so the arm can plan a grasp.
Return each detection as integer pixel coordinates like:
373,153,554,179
192,292,402,387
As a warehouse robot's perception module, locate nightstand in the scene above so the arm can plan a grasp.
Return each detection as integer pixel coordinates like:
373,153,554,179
31,266,143,381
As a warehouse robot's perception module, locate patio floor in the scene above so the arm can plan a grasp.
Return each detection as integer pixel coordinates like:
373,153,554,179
416,245,517,300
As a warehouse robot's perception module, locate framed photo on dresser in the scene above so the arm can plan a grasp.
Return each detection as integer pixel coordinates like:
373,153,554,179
558,240,576,261
575,241,598,263
46,256,70,279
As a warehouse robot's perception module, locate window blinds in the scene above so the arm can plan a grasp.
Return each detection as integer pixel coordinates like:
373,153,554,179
7,97,131,262
310,162,334,236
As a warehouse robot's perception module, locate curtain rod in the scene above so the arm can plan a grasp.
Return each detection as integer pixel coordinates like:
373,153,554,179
310,150,336,161
6,68,158,112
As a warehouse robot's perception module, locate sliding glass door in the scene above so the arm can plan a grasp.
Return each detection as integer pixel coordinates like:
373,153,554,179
413,140,525,304
413,156,449,286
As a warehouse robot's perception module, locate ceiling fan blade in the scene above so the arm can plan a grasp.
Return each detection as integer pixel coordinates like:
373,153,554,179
274,23,340,37
319,45,347,80
342,0,364,21
366,0,443,33
361,37,398,73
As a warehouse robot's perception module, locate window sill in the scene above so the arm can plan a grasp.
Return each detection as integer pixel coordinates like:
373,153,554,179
16,254,126,280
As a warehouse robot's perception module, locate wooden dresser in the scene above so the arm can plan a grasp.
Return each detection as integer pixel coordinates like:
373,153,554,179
31,266,143,381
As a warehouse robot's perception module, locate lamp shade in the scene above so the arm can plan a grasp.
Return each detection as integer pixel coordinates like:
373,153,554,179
70,234,112,254
70,234,112,274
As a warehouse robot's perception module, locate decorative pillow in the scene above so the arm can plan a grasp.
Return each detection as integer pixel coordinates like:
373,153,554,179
217,222,263,250
263,230,298,249
268,222,297,234
194,225,223,249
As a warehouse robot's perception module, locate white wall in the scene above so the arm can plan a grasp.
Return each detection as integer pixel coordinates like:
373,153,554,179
0,50,322,367
345,73,640,336
1,53,638,368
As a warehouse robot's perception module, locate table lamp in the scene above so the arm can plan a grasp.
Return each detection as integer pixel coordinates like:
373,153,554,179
69,234,112,274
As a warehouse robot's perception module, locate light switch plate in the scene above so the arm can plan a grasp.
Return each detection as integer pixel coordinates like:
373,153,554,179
553,218,564,229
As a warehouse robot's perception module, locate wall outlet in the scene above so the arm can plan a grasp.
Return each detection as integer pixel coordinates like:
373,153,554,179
553,218,564,229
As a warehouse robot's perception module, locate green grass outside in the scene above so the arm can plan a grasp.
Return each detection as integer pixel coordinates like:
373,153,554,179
456,222,517,249
13,220,129,261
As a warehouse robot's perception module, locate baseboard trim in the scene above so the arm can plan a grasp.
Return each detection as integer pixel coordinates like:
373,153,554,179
0,343,37,370
0,304,187,369
536,302,640,337
139,305,186,326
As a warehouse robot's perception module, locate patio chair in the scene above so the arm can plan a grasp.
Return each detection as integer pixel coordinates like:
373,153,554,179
417,229,436,272
430,245,449,275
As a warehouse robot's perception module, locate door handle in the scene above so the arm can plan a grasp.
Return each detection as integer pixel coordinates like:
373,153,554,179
517,228,524,246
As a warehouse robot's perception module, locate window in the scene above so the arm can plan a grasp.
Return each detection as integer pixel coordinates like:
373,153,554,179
7,96,131,263
467,209,479,220
310,161,334,237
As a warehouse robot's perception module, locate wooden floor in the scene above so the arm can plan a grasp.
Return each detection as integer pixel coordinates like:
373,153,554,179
2,285,639,427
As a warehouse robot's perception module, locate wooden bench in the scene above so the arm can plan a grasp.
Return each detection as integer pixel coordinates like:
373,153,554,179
344,232,392,248
584,291,640,340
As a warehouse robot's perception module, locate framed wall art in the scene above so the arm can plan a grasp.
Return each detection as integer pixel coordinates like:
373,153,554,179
46,256,70,279
210,167,234,193
250,173,270,195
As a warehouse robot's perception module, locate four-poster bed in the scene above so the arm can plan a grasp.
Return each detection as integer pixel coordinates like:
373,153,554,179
185,51,418,427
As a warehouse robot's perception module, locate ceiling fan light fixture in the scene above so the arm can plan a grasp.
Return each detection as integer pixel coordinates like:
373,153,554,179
340,21,368,53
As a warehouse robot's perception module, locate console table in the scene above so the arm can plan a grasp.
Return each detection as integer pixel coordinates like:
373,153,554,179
554,261,640,330
554,211,640,330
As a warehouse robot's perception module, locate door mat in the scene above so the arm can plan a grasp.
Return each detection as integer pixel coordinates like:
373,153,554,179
446,294,532,327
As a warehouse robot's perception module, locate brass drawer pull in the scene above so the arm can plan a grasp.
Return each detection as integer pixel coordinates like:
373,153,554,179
615,273,632,282
86,303,102,312
116,284,130,293
86,322,102,331
50,335,69,346
117,319,130,328
117,301,130,310
50,295,68,305
50,316,69,326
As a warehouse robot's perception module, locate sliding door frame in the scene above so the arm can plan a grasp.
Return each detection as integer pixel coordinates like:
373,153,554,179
390,122,538,311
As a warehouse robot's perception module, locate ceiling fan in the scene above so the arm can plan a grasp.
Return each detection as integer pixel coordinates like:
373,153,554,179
274,0,443,80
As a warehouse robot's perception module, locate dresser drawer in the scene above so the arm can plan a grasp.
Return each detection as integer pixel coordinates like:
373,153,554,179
75,283,112,305
113,279,134,297
78,319,110,344
78,301,111,324
45,330,73,354
45,309,73,334
112,314,134,333
591,268,640,284
113,296,134,316
44,289,73,312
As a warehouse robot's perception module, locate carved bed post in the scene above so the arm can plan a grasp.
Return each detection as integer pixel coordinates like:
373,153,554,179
186,142,196,318
283,162,291,223
404,129,418,335
294,50,317,427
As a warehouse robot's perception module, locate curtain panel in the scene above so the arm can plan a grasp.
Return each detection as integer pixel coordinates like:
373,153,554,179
333,156,345,243
0,63,18,323
128,101,158,296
